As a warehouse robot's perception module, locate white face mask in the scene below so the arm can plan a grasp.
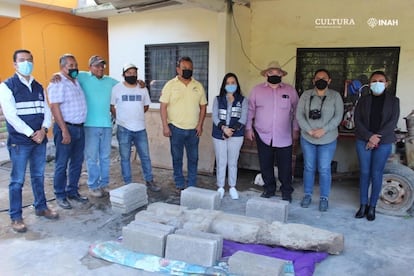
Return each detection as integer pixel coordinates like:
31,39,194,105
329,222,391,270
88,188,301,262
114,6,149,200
370,82,385,95
16,61,33,76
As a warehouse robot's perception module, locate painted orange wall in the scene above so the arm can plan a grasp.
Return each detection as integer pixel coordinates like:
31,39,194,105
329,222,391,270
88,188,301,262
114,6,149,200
0,5,108,86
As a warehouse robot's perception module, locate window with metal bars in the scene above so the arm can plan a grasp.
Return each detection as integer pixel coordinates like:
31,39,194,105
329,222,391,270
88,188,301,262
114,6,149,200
144,42,209,103
295,47,400,97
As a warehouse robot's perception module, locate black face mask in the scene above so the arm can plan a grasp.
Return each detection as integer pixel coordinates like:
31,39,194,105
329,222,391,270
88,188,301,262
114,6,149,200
125,75,137,85
267,75,282,84
315,79,328,90
181,69,193,80
68,69,79,79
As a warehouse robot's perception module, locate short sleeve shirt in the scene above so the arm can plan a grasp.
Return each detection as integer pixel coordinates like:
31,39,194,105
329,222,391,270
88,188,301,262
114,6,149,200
159,76,207,129
77,71,118,127
47,73,87,124
111,82,151,131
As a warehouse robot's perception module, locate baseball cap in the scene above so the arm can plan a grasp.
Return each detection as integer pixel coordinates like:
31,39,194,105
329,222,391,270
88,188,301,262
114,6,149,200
89,55,106,66
123,63,138,73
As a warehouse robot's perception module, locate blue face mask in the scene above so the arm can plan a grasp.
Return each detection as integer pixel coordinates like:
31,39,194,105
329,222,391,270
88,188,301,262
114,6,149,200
225,84,237,94
68,69,79,79
17,61,33,76
370,82,385,95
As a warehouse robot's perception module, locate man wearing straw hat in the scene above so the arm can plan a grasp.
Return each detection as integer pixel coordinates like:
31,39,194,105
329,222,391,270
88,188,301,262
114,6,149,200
246,61,299,203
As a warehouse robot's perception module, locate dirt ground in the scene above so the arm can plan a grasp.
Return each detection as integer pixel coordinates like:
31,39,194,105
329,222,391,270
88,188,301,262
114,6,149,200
1,145,414,275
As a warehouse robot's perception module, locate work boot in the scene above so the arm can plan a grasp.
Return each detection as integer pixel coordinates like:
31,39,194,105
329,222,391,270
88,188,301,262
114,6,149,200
67,194,89,204
300,194,312,208
35,208,59,220
355,204,367,218
11,219,27,233
366,206,376,221
146,181,161,192
56,198,72,209
89,188,103,198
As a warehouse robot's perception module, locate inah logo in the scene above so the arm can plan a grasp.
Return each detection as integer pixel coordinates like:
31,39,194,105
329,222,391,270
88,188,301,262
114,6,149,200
367,18,399,28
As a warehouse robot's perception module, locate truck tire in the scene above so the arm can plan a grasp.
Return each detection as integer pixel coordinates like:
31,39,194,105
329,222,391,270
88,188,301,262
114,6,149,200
377,162,414,216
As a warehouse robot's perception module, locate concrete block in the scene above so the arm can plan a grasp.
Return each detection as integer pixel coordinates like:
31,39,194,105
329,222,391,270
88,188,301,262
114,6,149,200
175,229,223,260
180,187,220,210
122,224,169,257
129,220,176,234
245,197,289,223
165,234,218,267
228,251,284,276
110,183,147,203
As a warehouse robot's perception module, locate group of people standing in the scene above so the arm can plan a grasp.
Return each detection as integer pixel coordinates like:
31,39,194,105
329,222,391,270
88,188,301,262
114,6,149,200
0,49,399,233
211,61,399,223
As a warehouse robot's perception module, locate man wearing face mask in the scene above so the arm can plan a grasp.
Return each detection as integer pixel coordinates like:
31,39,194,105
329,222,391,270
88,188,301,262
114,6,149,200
110,64,160,192
160,56,207,193
246,61,299,203
0,49,58,233
48,54,88,210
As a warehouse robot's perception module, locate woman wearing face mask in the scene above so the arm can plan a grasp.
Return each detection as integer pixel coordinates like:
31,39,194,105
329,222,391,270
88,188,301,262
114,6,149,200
296,69,344,212
354,71,400,221
212,73,248,200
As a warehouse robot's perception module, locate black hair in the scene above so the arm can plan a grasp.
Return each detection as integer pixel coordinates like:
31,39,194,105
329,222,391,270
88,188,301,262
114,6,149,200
313,68,331,79
369,70,388,82
176,56,193,67
13,49,32,62
219,72,242,97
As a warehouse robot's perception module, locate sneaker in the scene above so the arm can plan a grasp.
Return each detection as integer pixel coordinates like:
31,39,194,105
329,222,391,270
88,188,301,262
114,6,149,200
56,198,72,209
100,186,111,194
217,187,225,199
319,198,329,212
146,181,161,192
229,187,239,200
300,194,312,208
174,187,185,196
11,219,27,233
67,194,89,204
89,188,103,198
35,208,59,220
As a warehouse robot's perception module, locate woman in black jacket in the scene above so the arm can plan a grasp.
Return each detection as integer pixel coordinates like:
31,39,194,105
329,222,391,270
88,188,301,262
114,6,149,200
354,71,400,221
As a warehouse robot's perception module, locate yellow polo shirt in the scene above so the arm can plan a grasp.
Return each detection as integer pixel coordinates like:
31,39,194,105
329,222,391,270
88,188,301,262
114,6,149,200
160,76,207,129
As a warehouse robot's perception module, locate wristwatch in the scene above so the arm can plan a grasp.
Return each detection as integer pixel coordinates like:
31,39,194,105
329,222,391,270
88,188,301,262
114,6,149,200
42,127,48,134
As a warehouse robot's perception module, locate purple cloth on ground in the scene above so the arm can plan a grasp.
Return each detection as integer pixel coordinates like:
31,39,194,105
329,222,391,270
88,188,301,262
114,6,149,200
222,240,329,276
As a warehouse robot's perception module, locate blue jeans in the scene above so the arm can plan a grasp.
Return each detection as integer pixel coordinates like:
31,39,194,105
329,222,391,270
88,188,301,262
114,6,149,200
356,139,391,206
53,123,85,199
84,127,112,190
8,143,48,221
116,125,153,184
301,137,337,199
169,124,199,188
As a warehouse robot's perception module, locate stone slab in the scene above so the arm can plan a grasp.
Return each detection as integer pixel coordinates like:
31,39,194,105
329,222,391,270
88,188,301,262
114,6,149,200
180,186,220,210
246,197,289,223
228,251,284,276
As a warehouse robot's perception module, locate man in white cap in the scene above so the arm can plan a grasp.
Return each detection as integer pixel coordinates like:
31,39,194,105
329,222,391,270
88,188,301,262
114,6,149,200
245,61,299,202
110,64,160,192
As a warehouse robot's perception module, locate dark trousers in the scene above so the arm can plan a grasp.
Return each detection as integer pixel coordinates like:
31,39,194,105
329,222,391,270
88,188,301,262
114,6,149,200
255,131,294,196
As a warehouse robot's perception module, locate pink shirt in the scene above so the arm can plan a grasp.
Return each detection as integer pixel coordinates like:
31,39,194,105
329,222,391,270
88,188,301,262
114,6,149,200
246,82,299,147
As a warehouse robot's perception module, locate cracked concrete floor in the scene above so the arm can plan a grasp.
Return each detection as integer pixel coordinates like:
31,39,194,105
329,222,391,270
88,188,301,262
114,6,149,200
0,146,414,275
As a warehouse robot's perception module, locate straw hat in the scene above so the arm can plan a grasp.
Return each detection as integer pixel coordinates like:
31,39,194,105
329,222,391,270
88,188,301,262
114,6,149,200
260,61,288,76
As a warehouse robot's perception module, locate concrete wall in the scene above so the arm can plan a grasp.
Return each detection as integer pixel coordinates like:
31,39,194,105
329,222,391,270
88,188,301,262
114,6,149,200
106,0,414,173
